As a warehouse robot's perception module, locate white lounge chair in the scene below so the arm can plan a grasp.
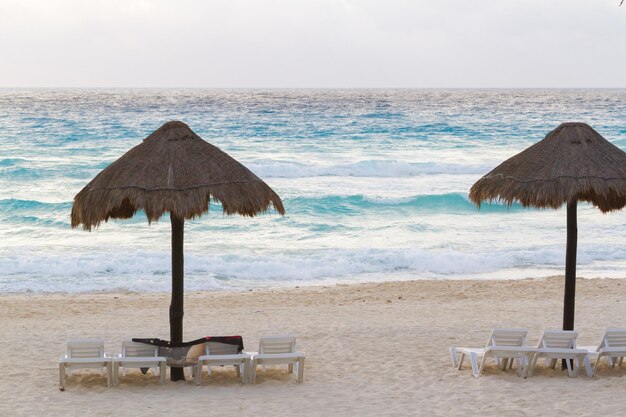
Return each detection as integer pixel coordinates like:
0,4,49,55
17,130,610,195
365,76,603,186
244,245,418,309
113,340,167,386
59,338,113,390
248,335,305,383
193,341,252,385
450,328,535,378
528,330,592,378
579,328,626,375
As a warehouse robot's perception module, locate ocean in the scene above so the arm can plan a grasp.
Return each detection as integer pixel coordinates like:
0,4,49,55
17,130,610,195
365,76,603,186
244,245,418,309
0,89,625,293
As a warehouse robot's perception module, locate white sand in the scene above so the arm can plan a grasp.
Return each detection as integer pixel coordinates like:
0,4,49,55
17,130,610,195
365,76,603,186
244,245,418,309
2,276,626,416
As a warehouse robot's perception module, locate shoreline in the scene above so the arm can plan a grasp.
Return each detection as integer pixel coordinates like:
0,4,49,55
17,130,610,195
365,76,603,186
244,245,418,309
3,275,626,416
2,273,626,297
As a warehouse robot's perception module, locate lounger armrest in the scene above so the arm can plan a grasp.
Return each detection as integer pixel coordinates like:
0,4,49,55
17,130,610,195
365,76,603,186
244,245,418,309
114,356,167,363
597,347,626,355
576,345,599,353
537,348,588,354
253,352,305,360
60,357,113,364
485,346,536,353
198,353,252,361
454,347,485,355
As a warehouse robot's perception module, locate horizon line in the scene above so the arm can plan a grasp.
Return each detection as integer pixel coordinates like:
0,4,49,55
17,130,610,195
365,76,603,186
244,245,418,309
2,86,626,90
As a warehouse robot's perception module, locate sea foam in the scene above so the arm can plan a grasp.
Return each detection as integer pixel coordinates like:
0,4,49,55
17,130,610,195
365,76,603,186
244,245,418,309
246,159,493,178
2,243,626,293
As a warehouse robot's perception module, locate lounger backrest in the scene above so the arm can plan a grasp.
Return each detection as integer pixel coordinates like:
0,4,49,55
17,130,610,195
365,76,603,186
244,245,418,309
489,328,528,347
67,338,104,358
122,340,158,358
204,341,239,356
539,330,577,349
259,335,296,354
603,328,626,348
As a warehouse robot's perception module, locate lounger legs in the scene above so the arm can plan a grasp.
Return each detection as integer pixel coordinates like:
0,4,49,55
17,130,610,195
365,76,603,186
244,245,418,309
457,352,465,370
475,354,526,378
593,354,603,374
451,350,479,376
156,365,166,385
249,361,257,384
106,363,112,387
113,362,165,386
59,363,66,390
296,357,305,382
195,360,250,386
238,363,246,383
469,352,480,377
592,354,622,375
249,358,304,384
449,348,459,368
529,354,590,378
113,363,119,386
59,363,111,389
194,363,202,386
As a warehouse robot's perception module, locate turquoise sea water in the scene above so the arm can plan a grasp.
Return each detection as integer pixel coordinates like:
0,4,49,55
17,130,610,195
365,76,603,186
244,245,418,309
0,89,625,293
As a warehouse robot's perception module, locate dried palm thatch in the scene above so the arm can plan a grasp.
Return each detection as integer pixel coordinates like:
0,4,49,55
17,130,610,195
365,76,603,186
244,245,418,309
72,120,285,230
469,122,626,212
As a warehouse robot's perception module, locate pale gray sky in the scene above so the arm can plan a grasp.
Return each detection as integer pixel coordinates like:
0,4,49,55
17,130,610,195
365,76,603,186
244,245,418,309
1,0,625,88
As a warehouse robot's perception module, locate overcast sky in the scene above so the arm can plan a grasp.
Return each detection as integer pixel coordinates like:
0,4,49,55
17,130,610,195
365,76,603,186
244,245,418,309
1,0,625,88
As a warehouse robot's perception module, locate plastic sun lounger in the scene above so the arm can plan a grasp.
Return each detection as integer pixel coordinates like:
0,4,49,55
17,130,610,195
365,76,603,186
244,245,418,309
113,340,167,386
193,341,252,385
527,330,592,378
578,328,626,376
248,335,306,384
59,338,113,390
450,328,535,378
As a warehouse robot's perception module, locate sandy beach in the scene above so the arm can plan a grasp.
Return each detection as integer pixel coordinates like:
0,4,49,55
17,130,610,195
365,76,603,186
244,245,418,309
1,276,626,416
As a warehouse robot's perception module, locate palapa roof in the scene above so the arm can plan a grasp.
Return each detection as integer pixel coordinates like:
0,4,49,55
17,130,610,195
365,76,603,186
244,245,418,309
72,121,285,230
469,122,626,213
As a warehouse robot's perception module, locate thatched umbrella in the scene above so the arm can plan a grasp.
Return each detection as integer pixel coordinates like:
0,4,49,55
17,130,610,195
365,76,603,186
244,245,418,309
72,120,285,381
470,122,626,331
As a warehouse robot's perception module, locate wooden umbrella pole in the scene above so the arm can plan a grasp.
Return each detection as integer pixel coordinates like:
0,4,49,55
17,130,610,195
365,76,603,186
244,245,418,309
562,200,577,371
170,213,185,381
562,199,578,331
